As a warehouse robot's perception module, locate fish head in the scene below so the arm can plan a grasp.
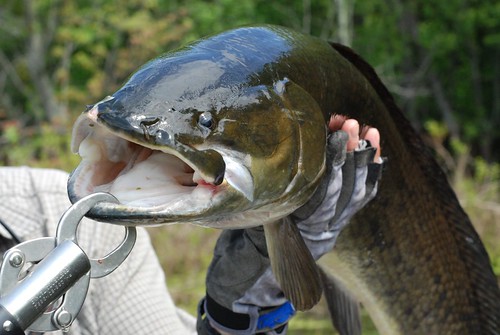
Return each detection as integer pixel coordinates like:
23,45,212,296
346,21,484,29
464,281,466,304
69,53,327,228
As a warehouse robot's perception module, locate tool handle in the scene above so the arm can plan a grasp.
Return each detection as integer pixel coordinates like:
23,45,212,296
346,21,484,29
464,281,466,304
0,305,24,335
0,240,90,331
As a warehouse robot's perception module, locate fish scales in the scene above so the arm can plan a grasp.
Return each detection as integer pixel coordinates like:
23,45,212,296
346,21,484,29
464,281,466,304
322,43,500,334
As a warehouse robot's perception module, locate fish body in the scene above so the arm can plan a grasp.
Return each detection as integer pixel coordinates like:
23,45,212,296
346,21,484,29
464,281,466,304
69,26,500,333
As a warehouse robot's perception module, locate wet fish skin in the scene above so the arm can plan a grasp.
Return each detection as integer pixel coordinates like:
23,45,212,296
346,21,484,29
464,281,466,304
70,28,330,227
68,25,500,332
321,43,500,334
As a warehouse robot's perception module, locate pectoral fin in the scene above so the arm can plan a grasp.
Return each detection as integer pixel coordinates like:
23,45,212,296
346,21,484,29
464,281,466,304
263,218,322,311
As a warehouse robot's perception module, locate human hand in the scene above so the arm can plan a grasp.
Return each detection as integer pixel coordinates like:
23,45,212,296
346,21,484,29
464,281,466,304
197,115,384,335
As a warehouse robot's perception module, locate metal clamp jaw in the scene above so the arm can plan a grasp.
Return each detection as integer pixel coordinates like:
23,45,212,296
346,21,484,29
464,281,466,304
0,193,137,333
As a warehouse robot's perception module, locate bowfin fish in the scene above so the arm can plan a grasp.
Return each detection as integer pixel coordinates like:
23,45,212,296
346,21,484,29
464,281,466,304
68,25,500,330
69,27,329,309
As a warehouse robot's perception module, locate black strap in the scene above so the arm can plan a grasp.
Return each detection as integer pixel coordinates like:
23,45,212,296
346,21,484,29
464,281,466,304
0,217,21,245
199,295,293,334
205,294,251,331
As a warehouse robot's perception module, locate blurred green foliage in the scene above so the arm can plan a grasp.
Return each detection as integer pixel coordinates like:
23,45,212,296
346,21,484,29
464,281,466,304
1,0,499,333
1,0,499,164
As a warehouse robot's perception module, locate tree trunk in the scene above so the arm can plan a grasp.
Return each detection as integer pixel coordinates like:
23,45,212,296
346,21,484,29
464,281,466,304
24,0,67,125
336,0,354,46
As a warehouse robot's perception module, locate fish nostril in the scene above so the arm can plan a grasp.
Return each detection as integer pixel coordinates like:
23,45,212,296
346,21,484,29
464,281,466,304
139,118,161,142
140,117,161,127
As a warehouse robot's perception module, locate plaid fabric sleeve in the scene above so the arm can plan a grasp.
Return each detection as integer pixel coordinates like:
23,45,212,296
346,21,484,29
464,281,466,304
0,167,196,335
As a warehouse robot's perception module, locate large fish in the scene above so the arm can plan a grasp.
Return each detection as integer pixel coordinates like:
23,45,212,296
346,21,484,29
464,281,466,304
68,25,500,333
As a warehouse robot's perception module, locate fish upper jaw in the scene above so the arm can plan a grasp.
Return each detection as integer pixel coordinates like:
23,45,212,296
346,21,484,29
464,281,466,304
82,100,227,186
68,111,255,225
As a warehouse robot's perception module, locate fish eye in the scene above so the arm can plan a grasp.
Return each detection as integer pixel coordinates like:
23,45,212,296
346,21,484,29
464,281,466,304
198,112,214,129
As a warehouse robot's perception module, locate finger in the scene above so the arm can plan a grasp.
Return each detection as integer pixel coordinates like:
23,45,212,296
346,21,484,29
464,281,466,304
329,114,347,132
359,125,370,139
363,127,381,162
341,119,360,152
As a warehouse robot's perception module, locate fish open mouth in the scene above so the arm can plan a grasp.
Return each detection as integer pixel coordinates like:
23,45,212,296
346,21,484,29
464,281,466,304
69,115,217,210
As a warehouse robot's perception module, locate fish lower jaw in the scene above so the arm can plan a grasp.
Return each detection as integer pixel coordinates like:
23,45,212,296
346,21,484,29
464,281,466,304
69,179,219,225
93,178,211,208
70,159,216,209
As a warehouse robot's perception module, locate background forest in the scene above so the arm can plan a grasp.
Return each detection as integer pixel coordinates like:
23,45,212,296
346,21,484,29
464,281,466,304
0,0,499,334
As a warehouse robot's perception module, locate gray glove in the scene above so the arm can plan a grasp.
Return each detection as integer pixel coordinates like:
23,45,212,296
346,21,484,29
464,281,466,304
197,131,383,335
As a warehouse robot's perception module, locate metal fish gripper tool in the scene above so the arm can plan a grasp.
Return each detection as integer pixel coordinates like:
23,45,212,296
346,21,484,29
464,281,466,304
0,193,136,334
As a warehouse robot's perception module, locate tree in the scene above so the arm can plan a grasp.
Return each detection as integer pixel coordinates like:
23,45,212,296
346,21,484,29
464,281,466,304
1,0,499,165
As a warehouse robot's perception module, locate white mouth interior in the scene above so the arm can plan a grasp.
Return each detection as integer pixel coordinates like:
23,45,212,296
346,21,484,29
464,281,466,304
73,123,213,208
70,110,256,213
